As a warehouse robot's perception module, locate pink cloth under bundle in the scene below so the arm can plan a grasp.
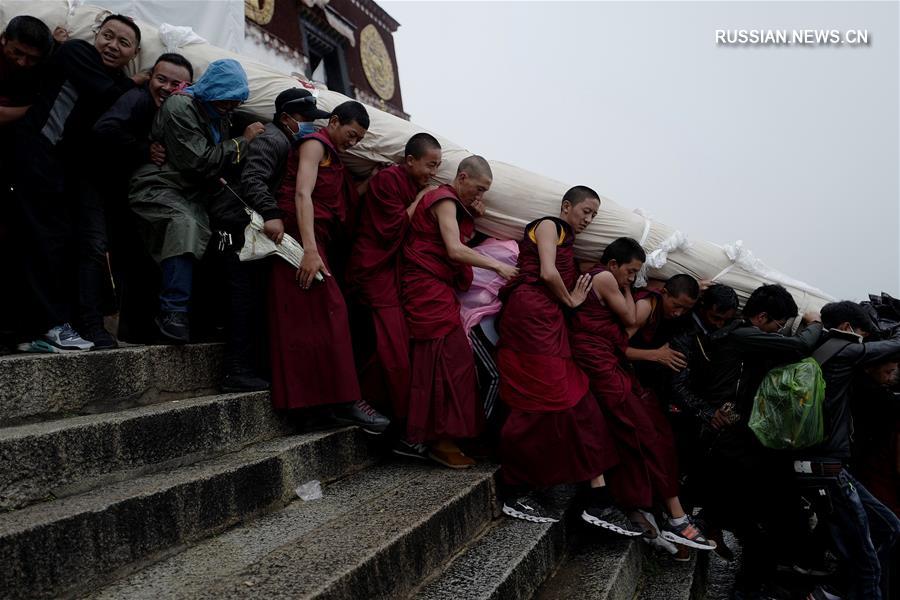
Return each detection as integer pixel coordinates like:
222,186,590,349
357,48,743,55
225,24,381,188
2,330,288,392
458,238,519,336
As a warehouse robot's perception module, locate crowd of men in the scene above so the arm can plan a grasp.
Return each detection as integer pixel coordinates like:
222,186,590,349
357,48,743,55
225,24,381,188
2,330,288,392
1,14,899,600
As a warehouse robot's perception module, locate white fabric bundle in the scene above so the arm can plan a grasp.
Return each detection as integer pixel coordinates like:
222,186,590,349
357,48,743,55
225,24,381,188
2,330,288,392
1,1,835,313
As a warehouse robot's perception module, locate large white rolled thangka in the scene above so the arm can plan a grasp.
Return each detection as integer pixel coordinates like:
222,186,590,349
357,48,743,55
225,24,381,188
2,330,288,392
2,1,834,313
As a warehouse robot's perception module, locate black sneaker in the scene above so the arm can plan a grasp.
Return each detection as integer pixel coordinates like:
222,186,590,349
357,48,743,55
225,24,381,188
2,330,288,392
155,311,190,344
329,399,390,435
84,325,119,351
660,515,716,550
221,370,270,392
502,493,559,523
392,439,429,460
581,505,644,537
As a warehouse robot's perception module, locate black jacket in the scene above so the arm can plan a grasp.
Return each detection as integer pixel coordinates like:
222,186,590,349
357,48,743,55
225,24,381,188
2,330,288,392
801,328,900,461
705,319,824,420
668,313,718,423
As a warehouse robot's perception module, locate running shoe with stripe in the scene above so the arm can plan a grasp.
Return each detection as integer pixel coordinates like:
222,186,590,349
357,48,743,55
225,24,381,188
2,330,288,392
660,515,717,550
503,493,559,524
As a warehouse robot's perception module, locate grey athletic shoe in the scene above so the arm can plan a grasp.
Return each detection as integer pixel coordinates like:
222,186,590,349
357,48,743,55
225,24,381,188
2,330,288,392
503,493,559,524
581,504,644,537
43,323,93,351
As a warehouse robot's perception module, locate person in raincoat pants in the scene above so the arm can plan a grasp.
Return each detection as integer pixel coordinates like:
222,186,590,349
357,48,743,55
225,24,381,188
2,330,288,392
129,59,264,343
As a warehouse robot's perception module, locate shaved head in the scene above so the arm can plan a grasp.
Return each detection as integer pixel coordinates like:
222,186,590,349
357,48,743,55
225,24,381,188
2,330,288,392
457,155,492,180
561,185,600,208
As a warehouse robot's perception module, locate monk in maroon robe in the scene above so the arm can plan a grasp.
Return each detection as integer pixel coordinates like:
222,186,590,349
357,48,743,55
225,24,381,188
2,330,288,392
400,155,515,468
268,101,389,434
347,133,442,418
496,186,640,535
569,237,713,550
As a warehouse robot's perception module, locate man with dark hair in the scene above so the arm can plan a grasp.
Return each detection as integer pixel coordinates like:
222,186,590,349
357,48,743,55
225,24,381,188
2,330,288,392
9,14,143,352
798,301,900,600
346,132,442,433
210,87,332,391
400,156,517,467
664,283,740,557
267,99,389,433
130,59,265,344
0,15,52,125
570,243,715,550
698,283,822,595
81,53,194,348
498,189,640,534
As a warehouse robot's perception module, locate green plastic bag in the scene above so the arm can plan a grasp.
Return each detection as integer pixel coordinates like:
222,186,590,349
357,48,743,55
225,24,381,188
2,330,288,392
748,357,825,449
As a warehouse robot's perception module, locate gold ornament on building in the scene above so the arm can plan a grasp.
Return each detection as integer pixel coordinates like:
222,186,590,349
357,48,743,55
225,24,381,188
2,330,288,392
245,0,275,25
360,24,395,101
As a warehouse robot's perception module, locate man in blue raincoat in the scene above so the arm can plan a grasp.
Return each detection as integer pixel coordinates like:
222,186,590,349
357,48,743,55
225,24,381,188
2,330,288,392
129,59,264,343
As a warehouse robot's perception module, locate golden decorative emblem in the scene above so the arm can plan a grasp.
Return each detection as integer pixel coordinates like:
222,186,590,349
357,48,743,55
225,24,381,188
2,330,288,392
245,0,275,25
360,24,395,101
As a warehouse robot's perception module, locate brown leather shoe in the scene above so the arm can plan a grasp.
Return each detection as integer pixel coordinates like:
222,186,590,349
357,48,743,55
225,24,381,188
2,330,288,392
428,447,476,469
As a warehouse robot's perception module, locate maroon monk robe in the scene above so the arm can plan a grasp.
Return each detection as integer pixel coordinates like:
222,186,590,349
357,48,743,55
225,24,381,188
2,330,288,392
568,267,678,509
497,217,618,488
400,184,482,443
346,165,418,415
267,129,361,410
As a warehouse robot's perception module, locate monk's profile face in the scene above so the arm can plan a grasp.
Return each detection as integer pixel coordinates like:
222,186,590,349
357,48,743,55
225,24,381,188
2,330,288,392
609,259,643,289
662,292,697,319
406,147,442,188
329,118,367,151
561,198,600,234
456,171,492,206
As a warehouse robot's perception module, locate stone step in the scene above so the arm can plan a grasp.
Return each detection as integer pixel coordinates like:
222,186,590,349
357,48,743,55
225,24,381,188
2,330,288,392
88,462,498,600
410,488,575,600
637,548,707,600
0,391,290,510
0,428,376,600
411,516,567,600
0,343,224,426
534,535,644,600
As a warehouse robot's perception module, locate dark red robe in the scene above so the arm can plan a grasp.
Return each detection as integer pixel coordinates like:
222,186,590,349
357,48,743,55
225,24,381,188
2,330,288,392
497,218,618,488
400,184,481,443
569,267,678,508
346,165,418,415
267,129,361,409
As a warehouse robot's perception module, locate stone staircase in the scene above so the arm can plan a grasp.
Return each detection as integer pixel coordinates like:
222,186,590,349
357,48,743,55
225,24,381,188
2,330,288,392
0,344,710,599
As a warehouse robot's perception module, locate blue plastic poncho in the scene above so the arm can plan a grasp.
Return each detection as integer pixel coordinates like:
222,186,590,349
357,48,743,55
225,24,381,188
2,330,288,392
183,59,250,103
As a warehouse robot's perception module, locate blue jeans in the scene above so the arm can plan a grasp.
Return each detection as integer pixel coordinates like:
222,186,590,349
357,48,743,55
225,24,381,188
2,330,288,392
159,255,194,313
827,469,900,599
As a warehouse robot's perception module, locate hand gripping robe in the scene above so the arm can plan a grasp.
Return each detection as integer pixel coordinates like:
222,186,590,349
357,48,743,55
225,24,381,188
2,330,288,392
346,165,418,415
497,218,618,488
267,129,361,409
400,185,482,443
568,269,678,508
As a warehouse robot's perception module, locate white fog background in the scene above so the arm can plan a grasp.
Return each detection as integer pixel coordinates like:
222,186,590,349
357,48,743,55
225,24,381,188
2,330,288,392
381,0,900,301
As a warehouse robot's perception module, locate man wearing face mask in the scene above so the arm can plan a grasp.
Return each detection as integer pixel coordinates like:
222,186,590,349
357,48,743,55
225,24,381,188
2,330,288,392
206,87,331,392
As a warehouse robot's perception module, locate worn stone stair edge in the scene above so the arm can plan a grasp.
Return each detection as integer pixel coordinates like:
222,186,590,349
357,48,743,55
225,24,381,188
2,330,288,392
0,391,289,510
86,462,431,600
0,343,224,426
0,428,377,600
195,464,500,600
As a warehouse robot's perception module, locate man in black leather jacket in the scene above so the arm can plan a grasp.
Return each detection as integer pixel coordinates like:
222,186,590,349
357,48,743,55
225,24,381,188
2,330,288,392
799,301,900,600
700,284,823,596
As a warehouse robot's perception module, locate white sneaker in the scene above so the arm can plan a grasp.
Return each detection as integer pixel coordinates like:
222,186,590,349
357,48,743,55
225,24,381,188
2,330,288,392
43,323,94,351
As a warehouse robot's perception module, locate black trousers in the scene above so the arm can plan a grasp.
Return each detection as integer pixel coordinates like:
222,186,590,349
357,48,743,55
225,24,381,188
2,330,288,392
4,135,74,336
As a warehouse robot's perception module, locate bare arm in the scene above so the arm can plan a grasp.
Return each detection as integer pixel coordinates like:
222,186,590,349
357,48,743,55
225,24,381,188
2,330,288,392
407,185,437,218
624,297,686,370
434,200,518,279
0,105,28,126
294,141,330,287
625,297,655,339
535,220,590,308
592,271,637,326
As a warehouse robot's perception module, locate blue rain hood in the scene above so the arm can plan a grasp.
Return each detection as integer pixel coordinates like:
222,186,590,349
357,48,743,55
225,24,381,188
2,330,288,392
184,59,249,103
